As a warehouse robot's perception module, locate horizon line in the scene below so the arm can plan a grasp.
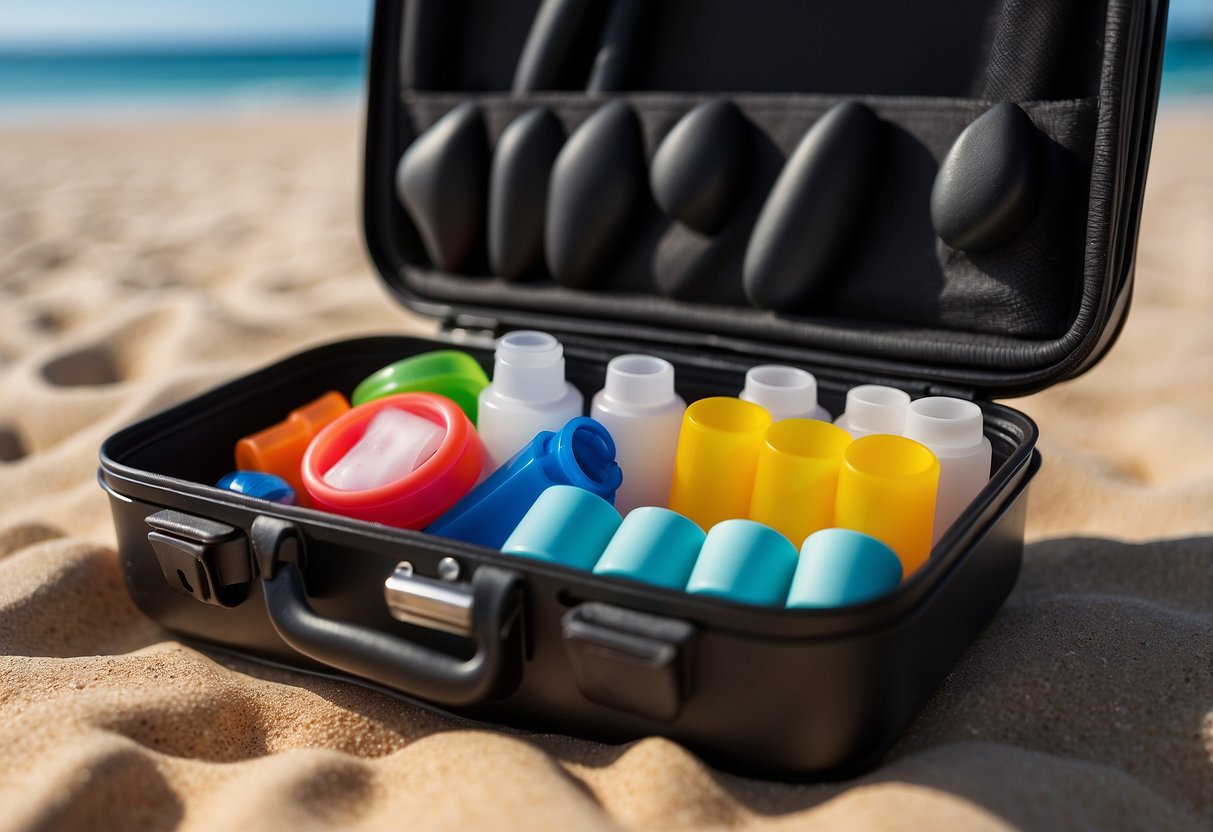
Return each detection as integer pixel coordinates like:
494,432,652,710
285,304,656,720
0,39,366,57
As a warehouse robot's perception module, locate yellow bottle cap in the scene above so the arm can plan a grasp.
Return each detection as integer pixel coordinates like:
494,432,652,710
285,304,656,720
667,397,771,530
834,433,939,575
749,418,852,548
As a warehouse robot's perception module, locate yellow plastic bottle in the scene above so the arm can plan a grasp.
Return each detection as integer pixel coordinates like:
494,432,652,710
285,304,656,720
748,418,853,548
668,397,771,530
834,434,939,575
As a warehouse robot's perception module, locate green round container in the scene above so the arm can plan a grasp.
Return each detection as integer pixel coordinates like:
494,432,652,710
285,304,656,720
352,350,489,424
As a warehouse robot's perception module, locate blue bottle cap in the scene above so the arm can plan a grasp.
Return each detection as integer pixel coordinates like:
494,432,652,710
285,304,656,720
786,528,903,608
216,470,297,505
501,485,622,570
594,506,705,590
685,519,798,606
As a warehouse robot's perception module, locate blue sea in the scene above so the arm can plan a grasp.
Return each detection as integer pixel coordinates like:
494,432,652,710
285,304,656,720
1160,37,1213,99
0,38,1208,123
0,47,366,121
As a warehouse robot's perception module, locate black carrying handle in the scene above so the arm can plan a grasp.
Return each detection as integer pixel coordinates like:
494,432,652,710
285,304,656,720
253,517,523,707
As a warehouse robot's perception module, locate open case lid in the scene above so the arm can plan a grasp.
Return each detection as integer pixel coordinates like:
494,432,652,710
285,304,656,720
362,0,1168,398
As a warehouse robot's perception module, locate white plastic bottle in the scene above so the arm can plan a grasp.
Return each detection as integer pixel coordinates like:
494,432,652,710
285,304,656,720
739,364,831,422
833,384,910,438
903,396,992,544
477,330,584,471
590,354,686,514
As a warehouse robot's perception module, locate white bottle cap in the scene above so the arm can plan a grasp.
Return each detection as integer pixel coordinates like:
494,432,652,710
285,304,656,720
904,396,984,450
836,384,910,437
491,330,567,402
602,354,678,407
739,364,829,421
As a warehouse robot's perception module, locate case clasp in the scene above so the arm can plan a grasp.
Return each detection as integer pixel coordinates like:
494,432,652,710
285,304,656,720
562,602,695,722
146,509,250,607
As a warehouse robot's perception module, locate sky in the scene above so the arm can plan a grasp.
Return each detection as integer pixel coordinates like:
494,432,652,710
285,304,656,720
0,0,1208,52
0,0,374,50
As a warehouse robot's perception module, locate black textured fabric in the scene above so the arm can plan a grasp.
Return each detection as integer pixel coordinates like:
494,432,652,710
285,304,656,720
398,93,1097,341
379,0,1147,385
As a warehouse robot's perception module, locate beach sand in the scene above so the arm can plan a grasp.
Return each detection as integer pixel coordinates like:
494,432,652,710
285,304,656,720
0,112,1210,830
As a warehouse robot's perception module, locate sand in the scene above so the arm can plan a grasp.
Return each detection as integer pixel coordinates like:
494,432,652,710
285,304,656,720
0,111,1210,831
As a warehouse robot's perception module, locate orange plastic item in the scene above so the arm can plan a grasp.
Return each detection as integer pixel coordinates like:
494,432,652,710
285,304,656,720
235,391,350,507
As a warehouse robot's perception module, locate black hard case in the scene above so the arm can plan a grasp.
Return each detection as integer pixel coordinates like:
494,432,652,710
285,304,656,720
99,0,1167,778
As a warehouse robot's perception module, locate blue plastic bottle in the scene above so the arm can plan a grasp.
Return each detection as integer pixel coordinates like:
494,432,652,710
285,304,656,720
426,417,623,549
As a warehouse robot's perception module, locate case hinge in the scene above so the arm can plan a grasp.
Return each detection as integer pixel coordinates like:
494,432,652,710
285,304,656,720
437,314,501,348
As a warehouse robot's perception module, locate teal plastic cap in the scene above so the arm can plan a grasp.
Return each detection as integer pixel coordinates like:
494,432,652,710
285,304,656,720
685,519,798,606
786,528,903,608
593,506,705,590
501,485,622,570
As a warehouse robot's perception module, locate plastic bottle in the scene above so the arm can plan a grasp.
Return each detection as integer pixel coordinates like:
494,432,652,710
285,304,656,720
667,397,772,530
833,384,910,438
786,528,903,608
684,519,799,607
593,506,706,590
477,330,584,472
501,485,622,570
426,416,622,549
748,418,853,548
590,354,686,514
739,364,831,422
903,396,992,544
834,434,939,576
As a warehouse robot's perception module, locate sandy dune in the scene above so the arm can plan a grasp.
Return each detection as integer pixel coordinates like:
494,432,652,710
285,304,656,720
0,112,1209,831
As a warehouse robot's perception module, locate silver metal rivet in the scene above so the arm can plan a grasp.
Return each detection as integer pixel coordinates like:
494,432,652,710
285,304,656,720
437,557,461,582
394,561,414,578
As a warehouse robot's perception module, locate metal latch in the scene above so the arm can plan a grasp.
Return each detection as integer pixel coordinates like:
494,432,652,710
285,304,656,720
146,509,250,607
384,561,474,636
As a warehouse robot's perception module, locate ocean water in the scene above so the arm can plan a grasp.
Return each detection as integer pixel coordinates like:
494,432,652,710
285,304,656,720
0,48,366,121
1161,37,1213,98
0,38,1208,123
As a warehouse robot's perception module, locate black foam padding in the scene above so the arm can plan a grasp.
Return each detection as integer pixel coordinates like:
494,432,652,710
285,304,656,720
650,99,752,236
488,107,566,281
395,102,489,272
512,0,611,92
399,0,462,90
545,99,647,289
586,0,648,93
930,103,1044,252
743,101,882,312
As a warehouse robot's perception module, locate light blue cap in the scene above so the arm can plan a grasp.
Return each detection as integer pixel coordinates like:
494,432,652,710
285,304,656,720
786,528,903,608
501,485,622,570
685,519,798,606
593,506,706,589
